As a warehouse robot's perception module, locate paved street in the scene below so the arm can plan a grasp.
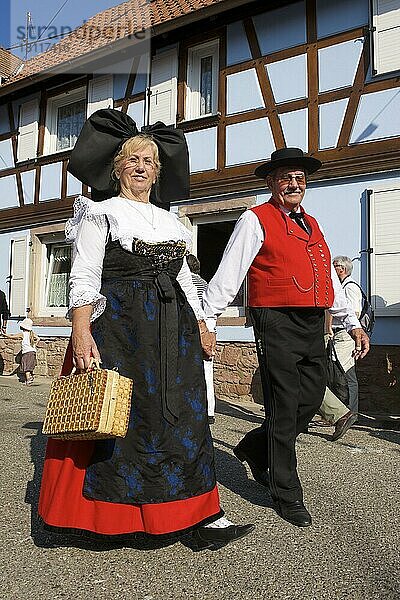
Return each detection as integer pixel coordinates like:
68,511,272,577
0,374,399,600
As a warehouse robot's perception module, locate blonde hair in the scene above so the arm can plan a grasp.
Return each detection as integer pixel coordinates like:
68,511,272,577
113,135,161,181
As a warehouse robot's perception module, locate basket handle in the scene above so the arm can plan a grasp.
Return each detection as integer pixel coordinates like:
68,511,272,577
70,357,102,376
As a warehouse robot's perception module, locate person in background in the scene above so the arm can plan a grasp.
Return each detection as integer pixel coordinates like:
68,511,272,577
7,317,39,385
0,289,10,335
186,254,216,425
313,310,358,442
330,256,363,421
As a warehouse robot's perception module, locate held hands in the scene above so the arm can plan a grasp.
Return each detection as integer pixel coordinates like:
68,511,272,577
349,327,370,360
198,320,216,360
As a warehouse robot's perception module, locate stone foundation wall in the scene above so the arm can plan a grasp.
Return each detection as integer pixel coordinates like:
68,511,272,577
1,336,398,415
0,336,69,378
214,342,400,416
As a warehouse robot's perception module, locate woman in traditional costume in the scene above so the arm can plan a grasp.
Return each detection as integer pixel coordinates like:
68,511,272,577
38,109,254,550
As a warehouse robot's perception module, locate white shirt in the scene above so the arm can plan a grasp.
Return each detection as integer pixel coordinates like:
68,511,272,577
203,204,361,332
21,330,36,354
332,276,363,328
66,196,205,322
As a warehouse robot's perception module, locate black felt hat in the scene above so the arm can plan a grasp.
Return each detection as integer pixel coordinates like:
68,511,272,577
254,147,322,179
67,109,189,210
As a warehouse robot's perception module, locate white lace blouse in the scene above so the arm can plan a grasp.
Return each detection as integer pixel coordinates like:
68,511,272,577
66,196,205,322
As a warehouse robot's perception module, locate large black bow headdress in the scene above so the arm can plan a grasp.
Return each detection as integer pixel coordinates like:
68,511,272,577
67,109,189,210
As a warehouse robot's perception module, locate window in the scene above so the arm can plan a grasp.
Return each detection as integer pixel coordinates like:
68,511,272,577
44,87,86,154
192,211,246,317
29,229,72,319
55,100,86,151
44,243,72,309
186,40,219,120
371,0,400,75
370,186,400,316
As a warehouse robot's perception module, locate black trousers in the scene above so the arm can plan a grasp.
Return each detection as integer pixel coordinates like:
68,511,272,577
239,307,326,504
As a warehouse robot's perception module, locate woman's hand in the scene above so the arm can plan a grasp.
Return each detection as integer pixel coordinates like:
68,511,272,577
71,306,101,370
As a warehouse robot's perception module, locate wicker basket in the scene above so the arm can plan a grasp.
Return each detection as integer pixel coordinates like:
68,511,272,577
42,366,133,440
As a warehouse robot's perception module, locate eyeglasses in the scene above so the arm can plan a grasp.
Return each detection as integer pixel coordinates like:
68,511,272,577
333,264,344,269
123,156,155,170
277,174,306,185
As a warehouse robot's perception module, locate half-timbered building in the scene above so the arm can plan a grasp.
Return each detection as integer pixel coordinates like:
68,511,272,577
0,0,399,410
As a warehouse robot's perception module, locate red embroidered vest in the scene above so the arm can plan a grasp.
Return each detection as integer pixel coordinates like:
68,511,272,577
248,200,334,308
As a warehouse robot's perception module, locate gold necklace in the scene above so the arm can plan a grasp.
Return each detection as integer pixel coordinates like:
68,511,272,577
129,200,156,229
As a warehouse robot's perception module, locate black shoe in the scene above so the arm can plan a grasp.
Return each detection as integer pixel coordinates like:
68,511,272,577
332,411,358,442
233,445,270,488
192,523,255,550
208,416,215,425
275,500,312,527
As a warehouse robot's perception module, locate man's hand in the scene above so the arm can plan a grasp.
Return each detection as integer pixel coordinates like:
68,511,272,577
200,331,216,360
348,327,370,359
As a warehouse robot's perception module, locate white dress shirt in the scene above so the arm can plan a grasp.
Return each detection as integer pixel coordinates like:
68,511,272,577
203,203,361,332
66,196,205,322
332,276,363,328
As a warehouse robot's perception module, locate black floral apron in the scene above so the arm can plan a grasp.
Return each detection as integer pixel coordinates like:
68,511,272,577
84,238,216,505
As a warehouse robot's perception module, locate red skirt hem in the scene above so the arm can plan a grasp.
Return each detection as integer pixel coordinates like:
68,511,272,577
39,438,221,536
39,339,221,536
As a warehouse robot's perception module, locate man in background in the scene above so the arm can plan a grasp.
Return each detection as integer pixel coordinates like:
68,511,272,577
0,289,10,335
330,256,363,420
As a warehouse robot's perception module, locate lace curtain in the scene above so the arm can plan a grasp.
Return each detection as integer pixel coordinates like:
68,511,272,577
56,100,86,151
200,56,213,116
47,245,71,307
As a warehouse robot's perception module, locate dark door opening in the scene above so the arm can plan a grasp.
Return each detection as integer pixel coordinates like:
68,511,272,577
197,220,244,307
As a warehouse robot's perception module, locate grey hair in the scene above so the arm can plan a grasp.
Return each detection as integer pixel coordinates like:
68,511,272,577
333,255,353,275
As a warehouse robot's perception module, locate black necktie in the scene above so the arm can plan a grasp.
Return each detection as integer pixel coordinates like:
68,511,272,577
289,211,309,234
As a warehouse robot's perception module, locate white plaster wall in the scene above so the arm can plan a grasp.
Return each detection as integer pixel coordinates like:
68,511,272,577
186,128,217,172
39,162,62,202
0,174,19,209
316,0,368,39
318,38,364,93
226,21,252,66
0,138,15,170
253,1,306,55
21,170,36,204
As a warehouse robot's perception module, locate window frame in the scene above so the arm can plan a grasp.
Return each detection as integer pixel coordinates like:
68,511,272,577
186,39,219,121
35,232,71,318
43,87,87,156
